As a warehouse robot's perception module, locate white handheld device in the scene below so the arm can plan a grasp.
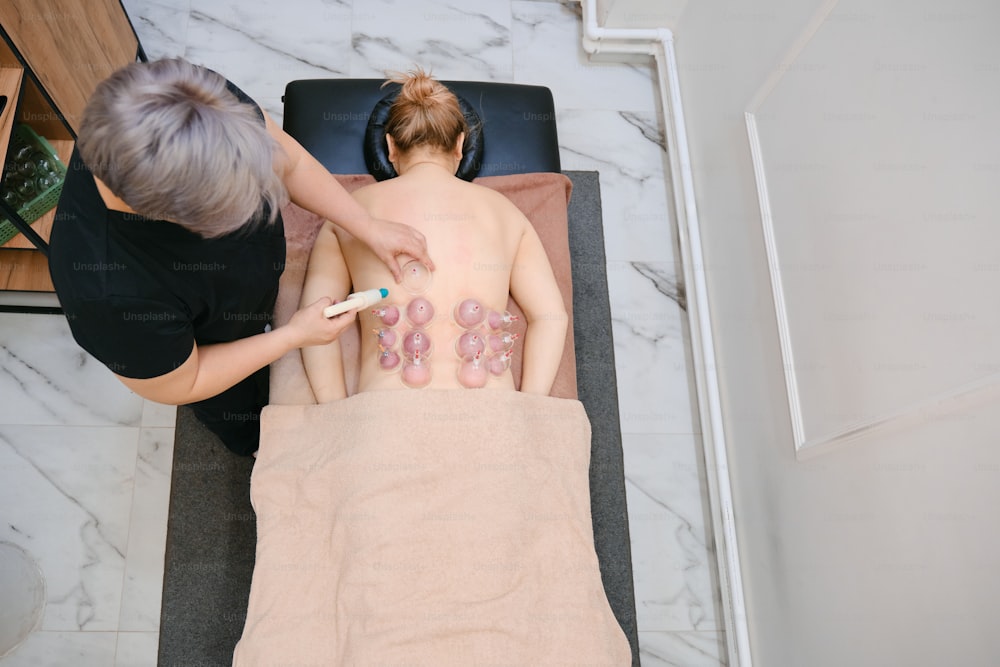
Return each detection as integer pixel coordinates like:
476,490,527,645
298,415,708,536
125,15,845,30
323,288,389,318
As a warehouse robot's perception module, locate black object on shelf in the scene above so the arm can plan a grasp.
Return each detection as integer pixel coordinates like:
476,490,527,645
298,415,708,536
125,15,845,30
0,199,48,255
0,200,49,257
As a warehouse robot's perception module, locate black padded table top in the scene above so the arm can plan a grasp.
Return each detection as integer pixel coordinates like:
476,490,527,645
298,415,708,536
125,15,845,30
282,79,561,177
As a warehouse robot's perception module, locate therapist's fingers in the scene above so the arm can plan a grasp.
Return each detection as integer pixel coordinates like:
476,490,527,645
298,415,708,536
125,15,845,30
403,234,436,274
384,255,403,284
287,297,358,347
400,231,435,273
370,218,435,281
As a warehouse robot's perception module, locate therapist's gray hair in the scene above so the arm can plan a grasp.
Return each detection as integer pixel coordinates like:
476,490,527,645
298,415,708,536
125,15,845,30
77,57,287,238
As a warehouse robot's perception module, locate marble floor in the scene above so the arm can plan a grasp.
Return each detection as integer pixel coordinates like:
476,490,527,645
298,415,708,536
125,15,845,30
0,0,724,665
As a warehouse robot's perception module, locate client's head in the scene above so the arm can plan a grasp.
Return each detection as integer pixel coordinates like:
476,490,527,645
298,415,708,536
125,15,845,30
78,57,287,238
383,67,468,172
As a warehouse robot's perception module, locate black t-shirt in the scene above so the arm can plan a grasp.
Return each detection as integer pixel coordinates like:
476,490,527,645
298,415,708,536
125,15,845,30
48,81,286,380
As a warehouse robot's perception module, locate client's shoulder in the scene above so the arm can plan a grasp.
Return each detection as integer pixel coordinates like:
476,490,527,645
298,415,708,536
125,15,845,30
463,179,527,216
349,178,391,202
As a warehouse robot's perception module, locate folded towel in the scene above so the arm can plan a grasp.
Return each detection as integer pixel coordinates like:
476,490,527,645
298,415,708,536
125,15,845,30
232,389,631,666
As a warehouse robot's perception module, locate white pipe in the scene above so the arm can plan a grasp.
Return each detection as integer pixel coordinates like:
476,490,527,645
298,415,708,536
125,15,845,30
575,2,752,666
582,0,670,42
580,36,654,56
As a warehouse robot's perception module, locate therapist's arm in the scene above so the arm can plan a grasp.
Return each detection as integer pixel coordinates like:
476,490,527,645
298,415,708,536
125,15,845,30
113,299,356,405
264,112,435,283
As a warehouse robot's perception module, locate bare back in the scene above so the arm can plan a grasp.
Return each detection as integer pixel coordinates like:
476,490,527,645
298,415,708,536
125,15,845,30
301,163,567,400
343,168,528,391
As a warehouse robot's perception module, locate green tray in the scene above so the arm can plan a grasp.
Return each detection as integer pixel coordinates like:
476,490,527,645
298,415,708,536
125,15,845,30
1,124,67,245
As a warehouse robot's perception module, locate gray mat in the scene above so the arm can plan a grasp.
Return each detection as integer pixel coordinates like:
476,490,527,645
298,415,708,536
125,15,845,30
158,171,639,666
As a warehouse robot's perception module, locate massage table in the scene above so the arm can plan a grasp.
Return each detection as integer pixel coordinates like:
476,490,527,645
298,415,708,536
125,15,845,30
160,79,639,665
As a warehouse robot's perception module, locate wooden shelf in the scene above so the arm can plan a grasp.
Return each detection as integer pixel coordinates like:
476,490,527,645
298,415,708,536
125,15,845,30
0,0,142,295
0,246,51,291
0,66,23,166
1,0,137,134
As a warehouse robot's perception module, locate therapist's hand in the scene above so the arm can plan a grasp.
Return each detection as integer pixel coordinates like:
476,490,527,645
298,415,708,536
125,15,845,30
285,297,359,348
361,216,436,283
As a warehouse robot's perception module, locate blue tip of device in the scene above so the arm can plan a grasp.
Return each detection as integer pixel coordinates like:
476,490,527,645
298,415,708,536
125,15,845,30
379,288,389,298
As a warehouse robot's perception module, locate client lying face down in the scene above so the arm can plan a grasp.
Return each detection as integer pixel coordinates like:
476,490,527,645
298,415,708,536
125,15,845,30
300,68,568,401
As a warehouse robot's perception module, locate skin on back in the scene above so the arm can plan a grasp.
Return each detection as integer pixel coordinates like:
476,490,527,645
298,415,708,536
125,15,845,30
300,144,567,402
347,170,525,391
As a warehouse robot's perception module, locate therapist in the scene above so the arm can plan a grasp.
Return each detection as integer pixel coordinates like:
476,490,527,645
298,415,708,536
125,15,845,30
48,57,434,456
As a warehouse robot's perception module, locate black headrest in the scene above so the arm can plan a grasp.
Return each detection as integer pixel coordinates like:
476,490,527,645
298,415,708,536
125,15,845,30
363,86,485,181
283,79,561,177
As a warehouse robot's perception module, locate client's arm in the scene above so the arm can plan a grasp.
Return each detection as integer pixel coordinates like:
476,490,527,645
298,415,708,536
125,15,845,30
300,220,353,402
509,218,569,395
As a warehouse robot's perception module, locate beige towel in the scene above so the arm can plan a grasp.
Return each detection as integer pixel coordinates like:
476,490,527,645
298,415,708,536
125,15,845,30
232,389,631,666
271,172,578,404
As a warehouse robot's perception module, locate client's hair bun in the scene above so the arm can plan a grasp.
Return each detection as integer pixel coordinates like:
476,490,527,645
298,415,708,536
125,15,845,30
395,68,440,105
366,66,484,182
383,66,469,155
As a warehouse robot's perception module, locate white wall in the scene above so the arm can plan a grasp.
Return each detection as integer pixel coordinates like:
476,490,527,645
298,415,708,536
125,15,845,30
610,0,1000,663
